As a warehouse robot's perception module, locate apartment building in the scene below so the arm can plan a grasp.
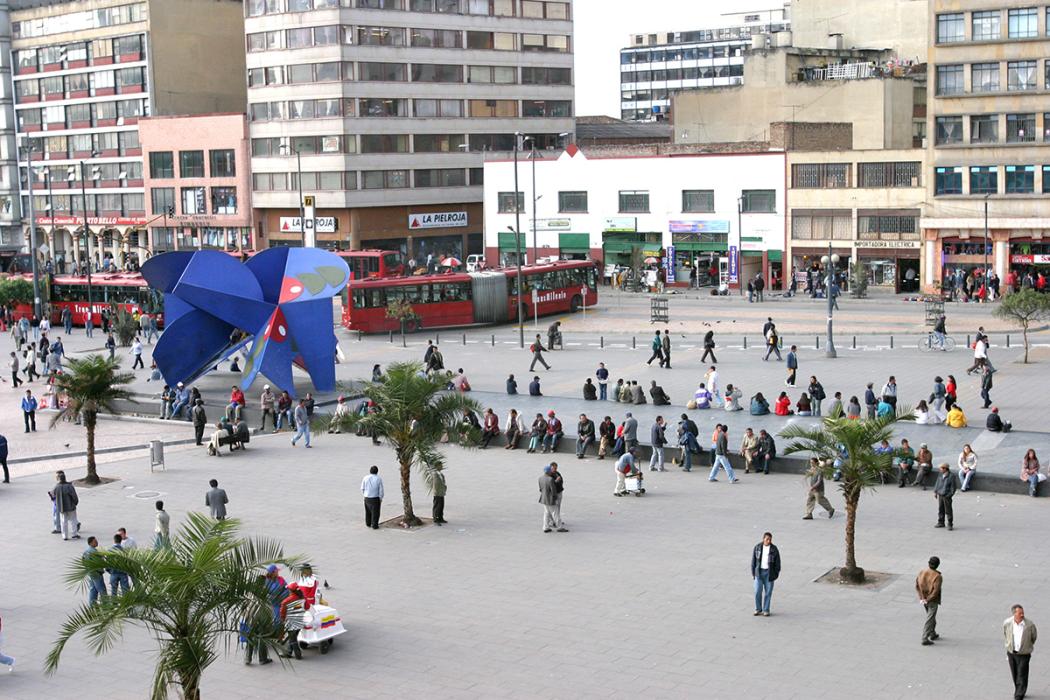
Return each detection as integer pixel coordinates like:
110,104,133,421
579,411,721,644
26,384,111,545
0,3,19,253
923,1,1050,289
245,0,574,262
618,6,789,122
11,0,246,271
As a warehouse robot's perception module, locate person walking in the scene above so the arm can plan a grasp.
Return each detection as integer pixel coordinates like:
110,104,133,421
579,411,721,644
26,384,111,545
21,389,37,432
864,382,877,420
191,399,208,446
916,556,943,646
62,305,72,335
539,465,566,533
291,398,311,448
708,425,738,483
53,470,79,540
130,337,144,369
154,500,171,549
802,458,835,519
646,331,664,366
786,346,798,386
8,351,21,388
701,330,718,364
361,465,383,529
0,433,8,484
107,533,131,595
649,416,666,471
529,334,550,371
104,332,116,360
596,362,609,400
432,469,447,525
549,462,567,531
661,330,672,368
205,479,228,520
882,376,898,416
750,532,781,616
763,325,781,361
622,412,638,449
980,364,994,409
82,536,107,605
1004,604,1037,700
933,463,958,530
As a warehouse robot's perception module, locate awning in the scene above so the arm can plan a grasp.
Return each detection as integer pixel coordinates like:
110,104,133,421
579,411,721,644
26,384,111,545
672,242,727,252
498,231,524,249
558,233,590,252
767,250,783,262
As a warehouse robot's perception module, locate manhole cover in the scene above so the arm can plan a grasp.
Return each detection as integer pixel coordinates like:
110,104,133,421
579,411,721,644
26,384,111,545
133,490,162,499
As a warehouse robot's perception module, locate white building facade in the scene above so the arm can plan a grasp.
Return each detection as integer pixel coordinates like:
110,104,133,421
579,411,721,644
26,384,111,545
483,146,786,288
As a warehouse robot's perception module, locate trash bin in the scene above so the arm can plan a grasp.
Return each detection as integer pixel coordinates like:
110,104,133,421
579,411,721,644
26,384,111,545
149,440,164,472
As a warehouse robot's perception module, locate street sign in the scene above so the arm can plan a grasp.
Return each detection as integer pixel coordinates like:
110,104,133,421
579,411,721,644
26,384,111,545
728,245,739,283
303,195,315,207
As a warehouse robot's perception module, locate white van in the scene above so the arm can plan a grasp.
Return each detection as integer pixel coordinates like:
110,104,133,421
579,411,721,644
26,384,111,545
466,254,486,272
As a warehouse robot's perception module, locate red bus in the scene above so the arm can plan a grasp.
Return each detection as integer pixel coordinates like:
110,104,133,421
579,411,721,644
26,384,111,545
342,259,598,333
337,249,404,280
7,272,163,326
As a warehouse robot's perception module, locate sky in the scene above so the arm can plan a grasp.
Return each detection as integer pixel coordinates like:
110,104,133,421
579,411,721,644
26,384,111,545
573,0,770,118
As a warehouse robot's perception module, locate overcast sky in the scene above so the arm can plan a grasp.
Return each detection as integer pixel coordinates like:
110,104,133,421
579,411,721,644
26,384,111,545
573,0,770,117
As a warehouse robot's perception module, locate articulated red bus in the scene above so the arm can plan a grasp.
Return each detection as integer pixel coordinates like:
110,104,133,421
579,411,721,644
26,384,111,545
341,259,598,333
336,249,404,280
7,272,162,326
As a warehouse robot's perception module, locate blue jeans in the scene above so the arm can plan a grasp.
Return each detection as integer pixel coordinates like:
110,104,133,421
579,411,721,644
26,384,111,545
680,434,700,471
276,409,292,430
1028,474,1043,496
153,533,170,550
812,400,822,416
543,433,561,451
170,400,188,419
754,570,774,612
599,383,607,400
709,455,736,481
292,423,311,447
88,576,108,605
960,469,975,491
110,573,130,595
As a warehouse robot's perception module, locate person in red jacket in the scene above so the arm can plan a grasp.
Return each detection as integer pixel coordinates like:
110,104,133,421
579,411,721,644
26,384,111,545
226,386,245,421
775,392,793,416
279,564,319,660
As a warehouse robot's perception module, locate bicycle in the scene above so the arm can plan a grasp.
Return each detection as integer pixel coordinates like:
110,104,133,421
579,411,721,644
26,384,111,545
918,333,955,352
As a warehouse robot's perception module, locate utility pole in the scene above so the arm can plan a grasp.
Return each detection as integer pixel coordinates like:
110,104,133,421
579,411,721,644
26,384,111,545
23,140,41,320
512,132,524,348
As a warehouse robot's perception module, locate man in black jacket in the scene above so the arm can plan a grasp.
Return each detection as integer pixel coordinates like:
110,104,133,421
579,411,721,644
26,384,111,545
583,378,597,400
575,414,595,458
597,416,615,459
750,532,781,616
649,381,670,405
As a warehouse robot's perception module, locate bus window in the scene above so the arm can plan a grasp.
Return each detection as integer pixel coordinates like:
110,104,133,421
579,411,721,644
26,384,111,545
365,288,385,307
382,253,401,273
352,289,366,308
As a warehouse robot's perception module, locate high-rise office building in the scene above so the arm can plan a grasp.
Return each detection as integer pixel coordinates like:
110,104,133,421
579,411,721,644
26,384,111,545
245,0,573,260
11,0,246,271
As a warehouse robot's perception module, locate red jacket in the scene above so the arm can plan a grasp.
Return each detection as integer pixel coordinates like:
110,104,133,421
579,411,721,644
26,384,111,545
775,396,792,416
230,389,245,406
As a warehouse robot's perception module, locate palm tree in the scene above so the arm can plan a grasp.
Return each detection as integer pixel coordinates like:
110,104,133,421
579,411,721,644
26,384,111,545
778,406,913,583
46,512,306,700
334,361,480,527
50,354,134,484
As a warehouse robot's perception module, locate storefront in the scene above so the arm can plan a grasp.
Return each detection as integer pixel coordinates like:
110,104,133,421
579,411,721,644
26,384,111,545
1008,242,1050,279
940,239,993,287
668,220,731,287
791,246,852,293
855,240,921,293
557,233,590,261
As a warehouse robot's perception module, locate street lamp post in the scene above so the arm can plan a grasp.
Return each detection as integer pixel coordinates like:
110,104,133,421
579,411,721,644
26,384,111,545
821,242,840,358
512,132,525,348
280,144,306,246
23,139,42,320
77,158,97,328
507,226,525,349
983,194,990,289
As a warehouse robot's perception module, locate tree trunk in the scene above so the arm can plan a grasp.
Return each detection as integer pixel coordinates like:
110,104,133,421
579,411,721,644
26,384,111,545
399,459,421,527
1023,323,1029,364
84,411,100,485
840,489,865,583
178,672,201,700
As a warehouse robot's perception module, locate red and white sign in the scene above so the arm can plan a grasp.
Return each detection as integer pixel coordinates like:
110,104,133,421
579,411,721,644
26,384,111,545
36,215,147,226
408,211,467,229
279,216,336,234
1011,254,1050,264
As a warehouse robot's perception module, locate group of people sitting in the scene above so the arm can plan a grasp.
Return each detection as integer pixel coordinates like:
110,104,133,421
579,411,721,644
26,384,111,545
581,378,671,405
206,415,250,456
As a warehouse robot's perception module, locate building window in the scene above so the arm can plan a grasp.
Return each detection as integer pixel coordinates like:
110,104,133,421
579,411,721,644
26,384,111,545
361,170,409,189
359,0,403,8
971,10,1000,41
790,212,851,240
935,116,963,145
465,31,517,50
1005,165,1035,193
468,99,518,117
1043,166,1050,193
179,151,204,178
357,26,406,46
413,99,462,117
467,65,516,84
498,191,524,213
150,187,174,215
521,66,572,85
466,0,515,16
740,189,775,213
181,186,206,214
934,167,962,195
413,133,465,152
209,150,236,178
521,100,572,117
358,62,406,81
1008,8,1038,39
149,151,174,178
972,62,1000,92
1008,60,1037,90
558,191,588,213
936,13,965,43
857,214,918,237
970,115,998,144
468,133,515,150
680,189,714,213
414,168,466,187
211,186,237,214
969,166,998,194
791,163,849,188
411,0,462,11
360,134,409,153
360,98,407,117
618,190,649,213
935,64,963,95
411,63,463,82
1007,113,1036,143
857,161,921,187
410,28,462,48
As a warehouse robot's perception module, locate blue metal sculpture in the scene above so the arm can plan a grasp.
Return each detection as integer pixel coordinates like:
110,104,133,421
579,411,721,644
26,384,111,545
140,248,350,395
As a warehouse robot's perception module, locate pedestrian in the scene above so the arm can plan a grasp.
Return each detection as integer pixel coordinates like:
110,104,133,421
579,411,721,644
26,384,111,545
705,366,721,407
8,351,21,388
191,399,208,446
864,382,877,419
756,429,776,474
802,457,835,519
808,376,826,416
290,398,311,448
62,305,72,335
104,332,116,360
154,500,171,549
754,274,764,302
622,412,638,449
82,536,107,605
747,278,754,303
275,391,292,431
980,364,994,409
613,447,638,496
170,382,189,419
701,330,717,363
916,556,943,646
597,415,615,459
504,408,525,449
646,331,663,366
130,337,144,369
1004,604,1037,700
107,533,131,595
1021,449,1044,497
52,470,79,540
549,462,568,531
361,465,383,529
529,334,550,371
763,325,781,361
542,410,563,453
539,464,566,532
575,413,595,458
649,416,666,471
547,321,561,350
786,345,798,386
582,378,597,400
0,433,7,484
528,375,543,396
205,479,228,520
882,376,898,415
432,469,447,525
661,330,671,368
740,427,758,474
20,389,37,433
596,362,609,400
650,380,671,405
933,463,958,530
896,439,916,487
750,532,781,616
709,425,739,483
259,385,276,432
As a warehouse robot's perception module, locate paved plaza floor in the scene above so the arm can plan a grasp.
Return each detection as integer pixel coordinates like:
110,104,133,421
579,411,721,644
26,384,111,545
0,432,1045,699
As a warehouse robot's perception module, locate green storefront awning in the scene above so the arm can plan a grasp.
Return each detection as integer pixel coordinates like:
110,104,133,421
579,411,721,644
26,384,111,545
674,242,727,252
559,233,590,252
743,250,763,258
768,250,783,262
498,232,524,249
742,250,784,261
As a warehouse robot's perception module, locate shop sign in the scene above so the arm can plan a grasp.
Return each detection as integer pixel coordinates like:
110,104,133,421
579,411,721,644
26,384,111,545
665,245,675,282
279,216,336,234
728,245,738,283
408,211,467,229
668,220,731,234
535,218,571,230
38,215,147,226
603,217,636,232
854,240,921,250
1012,254,1050,264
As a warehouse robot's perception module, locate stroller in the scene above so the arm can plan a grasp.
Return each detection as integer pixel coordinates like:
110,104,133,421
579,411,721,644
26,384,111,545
624,471,646,497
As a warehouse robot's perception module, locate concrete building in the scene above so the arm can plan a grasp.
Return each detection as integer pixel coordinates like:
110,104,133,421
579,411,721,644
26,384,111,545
922,1,1050,290
618,6,789,122
574,116,671,148
11,0,247,271
483,145,786,289
0,2,20,255
138,113,253,254
245,0,573,262
789,0,929,60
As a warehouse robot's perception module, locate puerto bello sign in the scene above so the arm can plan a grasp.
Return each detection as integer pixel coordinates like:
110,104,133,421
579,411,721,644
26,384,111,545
408,211,468,229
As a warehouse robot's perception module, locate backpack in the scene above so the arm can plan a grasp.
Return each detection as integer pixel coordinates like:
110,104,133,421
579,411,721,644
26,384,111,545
530,343,538,353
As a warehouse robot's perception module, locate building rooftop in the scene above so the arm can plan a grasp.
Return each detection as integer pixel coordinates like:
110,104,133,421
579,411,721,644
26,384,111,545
575,119,673,142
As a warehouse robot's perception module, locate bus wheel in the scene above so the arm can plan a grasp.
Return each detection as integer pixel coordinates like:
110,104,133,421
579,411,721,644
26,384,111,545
570,295,582,312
